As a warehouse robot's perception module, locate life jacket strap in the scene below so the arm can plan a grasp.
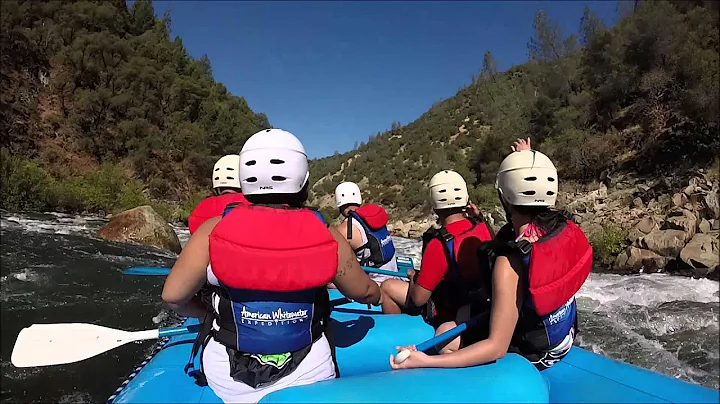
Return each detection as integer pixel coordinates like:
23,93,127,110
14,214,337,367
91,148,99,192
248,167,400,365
346,215,353,240
183,311,215,387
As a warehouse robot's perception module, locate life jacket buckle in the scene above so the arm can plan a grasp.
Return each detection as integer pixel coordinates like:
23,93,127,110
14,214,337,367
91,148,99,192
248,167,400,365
516,240,532,256
187,368,208,387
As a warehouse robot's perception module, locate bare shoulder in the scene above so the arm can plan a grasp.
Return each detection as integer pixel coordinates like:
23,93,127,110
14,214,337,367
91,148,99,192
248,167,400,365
195,216,222,237
333,218,349,236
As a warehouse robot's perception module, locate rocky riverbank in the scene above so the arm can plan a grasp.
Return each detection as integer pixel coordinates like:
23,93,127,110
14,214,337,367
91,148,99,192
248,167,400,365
387,168,719,280
561,169,719,279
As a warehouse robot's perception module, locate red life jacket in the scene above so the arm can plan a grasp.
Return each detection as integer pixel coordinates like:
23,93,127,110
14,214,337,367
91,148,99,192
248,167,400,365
187,193,248,235
184,204,335,388
490,220,590,354
353,204,389,229
524,220,592,316
209,204,337,291
421,216,494,283
419,216,495,323
347,204,395,267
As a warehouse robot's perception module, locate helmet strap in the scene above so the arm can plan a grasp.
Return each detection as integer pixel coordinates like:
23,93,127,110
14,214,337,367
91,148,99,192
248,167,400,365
497,189,513,224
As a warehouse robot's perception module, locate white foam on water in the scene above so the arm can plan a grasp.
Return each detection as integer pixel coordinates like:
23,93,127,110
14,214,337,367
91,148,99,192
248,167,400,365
391,236,719,311
1,267,49,285
577,273,719,307
171,224,191,247
391,236,422,268
1,213,104,236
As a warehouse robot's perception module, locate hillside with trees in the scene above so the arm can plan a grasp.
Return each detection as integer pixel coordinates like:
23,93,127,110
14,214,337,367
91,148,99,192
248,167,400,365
2,0,717,225
309,0,719,221
1,0,269,218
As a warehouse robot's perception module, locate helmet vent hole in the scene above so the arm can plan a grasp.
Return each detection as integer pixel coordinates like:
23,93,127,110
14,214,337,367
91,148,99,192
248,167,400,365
246,177,257,183
547,191,555,196
438,189,446,193
270,159,285,165
226,176,234,180
214,168,220,171
455,197,462,200
272,176,287,182
439,198,447,202
524,176,537,181
454,188,461,191
522,190,536,196
547,177,555,182
226,167,235,171
245,160,256,166
214,176,220,181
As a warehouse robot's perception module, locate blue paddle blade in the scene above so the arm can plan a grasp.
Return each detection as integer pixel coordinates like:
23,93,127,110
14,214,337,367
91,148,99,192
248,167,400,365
123,267,171,276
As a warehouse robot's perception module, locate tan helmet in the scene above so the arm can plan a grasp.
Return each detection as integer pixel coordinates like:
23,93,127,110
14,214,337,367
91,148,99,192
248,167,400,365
495,150,558,207
212,154,241,189
429,170,469,210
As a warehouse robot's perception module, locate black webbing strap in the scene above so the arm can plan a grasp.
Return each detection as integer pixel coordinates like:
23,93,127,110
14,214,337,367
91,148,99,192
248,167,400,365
184,313,215,387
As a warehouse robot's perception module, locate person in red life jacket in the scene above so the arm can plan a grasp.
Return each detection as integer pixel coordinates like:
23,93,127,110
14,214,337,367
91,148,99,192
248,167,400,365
380,170,494,329
390,147,592,372
162,129,383,403
187,154,249,235
333,181,400,284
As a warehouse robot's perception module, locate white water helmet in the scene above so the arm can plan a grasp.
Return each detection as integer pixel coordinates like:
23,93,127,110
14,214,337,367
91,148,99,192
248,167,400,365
212,154,241,189
239,129,309,195
335,182,362,208
429,170,469,210
495,150,558,207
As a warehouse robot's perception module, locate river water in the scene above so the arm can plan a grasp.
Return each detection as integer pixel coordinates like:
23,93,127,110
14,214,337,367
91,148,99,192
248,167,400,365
1,212,718,402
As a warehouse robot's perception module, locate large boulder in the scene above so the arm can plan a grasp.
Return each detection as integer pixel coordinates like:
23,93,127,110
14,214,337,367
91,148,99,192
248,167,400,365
615,247,669,273
392,220,411,238
639,229,688,257
705,182,719,219
97,205,182,253
629,215,660,243
679,232,719,277
662,208,697,240
698,218,712,234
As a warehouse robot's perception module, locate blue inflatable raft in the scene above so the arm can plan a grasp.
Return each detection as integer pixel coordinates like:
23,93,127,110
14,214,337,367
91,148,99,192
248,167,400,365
109,290,718,404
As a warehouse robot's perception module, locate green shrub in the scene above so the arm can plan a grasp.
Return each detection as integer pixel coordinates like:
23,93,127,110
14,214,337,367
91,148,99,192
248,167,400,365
176,192,208,224
469,184,498,213
51,164,148,215
589,225,629,265
317,207,341,226
0,148,54,211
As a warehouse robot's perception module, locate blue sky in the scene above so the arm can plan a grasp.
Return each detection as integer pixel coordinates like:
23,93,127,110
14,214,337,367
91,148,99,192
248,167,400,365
149,1,619,159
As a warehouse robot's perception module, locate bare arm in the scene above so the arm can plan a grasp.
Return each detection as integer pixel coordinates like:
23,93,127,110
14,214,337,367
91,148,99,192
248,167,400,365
162,217,220,318
407,269,433,307
433,255,522,367
328,226,382,305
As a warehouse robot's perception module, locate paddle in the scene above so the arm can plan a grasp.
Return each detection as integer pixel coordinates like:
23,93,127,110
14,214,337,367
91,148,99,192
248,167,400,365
122,266,171,276
394,313,487,364
124,263,413,279
11,323,200,368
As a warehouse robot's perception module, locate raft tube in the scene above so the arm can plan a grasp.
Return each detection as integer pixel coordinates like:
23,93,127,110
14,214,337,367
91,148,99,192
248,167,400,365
109,290,719,404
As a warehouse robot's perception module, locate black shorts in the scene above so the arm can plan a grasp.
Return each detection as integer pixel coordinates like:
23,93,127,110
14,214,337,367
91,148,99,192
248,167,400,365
458,299,491,347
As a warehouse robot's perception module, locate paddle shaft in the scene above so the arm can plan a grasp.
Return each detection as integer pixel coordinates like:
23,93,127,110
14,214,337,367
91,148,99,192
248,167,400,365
125,263,413,279
159,323,201,338
361,266,410,279
415,313,487,353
